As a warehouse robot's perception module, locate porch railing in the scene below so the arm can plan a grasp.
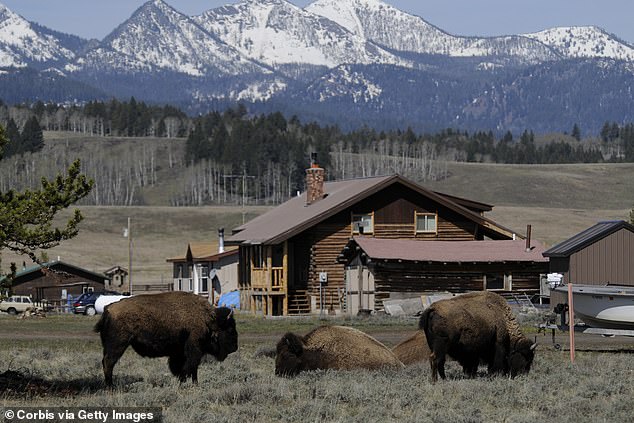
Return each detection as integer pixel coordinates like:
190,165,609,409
252,267,285,290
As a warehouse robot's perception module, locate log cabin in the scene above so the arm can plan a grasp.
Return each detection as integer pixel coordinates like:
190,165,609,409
337,237,549,315
227,162,535,316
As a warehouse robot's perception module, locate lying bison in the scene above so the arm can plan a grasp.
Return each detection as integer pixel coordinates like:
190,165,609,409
392,330,430,365
275,325,404,377
94,291,238,386
419,291,536,382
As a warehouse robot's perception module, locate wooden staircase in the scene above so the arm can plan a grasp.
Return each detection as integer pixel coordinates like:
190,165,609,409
288,290,310,315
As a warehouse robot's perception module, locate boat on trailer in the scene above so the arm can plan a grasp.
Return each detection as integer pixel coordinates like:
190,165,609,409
554,284,634,330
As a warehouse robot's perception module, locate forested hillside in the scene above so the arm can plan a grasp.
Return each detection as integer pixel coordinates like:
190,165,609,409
1,100,633,207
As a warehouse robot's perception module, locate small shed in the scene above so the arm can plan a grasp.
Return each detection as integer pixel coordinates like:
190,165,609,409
2,260,109,309
104,266,129,293
338,237,549,315
544,220,634,304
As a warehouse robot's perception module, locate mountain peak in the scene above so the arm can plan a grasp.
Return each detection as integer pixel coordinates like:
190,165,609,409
195,0,408,69
524,25,634,61
0,1,76,67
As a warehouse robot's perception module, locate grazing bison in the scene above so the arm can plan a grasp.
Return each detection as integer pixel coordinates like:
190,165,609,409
275,325,404,377
419,291,536,382
94,291,238,386
392,330,430,365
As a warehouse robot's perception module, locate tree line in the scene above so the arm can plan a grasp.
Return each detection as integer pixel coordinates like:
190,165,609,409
1,99,634,206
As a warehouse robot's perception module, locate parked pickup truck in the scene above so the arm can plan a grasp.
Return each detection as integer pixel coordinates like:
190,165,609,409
0,295,48,314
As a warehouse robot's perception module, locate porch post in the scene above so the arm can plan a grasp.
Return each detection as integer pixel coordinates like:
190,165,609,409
283,241,288,316
267,246,273,316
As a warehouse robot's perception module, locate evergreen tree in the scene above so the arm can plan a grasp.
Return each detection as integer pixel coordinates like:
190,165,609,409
0,123,93,266
20,116,44,153
3,118,20,158
571,124,581,141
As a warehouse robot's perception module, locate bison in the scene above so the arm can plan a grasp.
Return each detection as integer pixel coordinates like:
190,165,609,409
275,325,404,377
94,291,238,386
419,291,536,382
392,330,430,365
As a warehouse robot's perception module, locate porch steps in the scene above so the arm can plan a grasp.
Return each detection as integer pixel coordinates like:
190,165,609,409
288,290,311,315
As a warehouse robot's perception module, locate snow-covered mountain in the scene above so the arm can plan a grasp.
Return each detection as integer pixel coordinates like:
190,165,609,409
87,0,271,77
306,0,558,63
1,0,634,132
524,26,634,61
0,3,79,68
194,0,409,69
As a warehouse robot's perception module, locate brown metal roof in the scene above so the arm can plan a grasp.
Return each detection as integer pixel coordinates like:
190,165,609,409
166,242,238,263
340,237,548,264
432,191,493,213
543,220,634,258
228,174,518,245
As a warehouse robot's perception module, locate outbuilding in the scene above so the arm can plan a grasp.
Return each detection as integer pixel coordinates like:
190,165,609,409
337,237,549,314
1,260,109,309
544,220,634,304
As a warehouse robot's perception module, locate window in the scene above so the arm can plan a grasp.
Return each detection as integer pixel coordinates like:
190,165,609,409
415,212,437,233
201,265,209,292
352,213,374,234
485,273,512,291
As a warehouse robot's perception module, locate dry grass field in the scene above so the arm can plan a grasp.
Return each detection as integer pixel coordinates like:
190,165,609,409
1,313,633,423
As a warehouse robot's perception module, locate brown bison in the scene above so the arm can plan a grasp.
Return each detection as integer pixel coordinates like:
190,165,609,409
275,325,404,377
419,291,536,382
94,291,238,386
392,330,430,365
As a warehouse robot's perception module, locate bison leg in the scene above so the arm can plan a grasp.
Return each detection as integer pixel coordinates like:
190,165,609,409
168,354,185,378
429,337,449,382
101,340,129,387
429,350,447,382
462,360,479,378
181,341,204,384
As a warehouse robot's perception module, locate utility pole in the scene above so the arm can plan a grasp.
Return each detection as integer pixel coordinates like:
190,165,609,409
124,217,132,294
222,170,255,223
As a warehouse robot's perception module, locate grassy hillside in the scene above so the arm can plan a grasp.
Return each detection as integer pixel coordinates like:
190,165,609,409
425,161,634,209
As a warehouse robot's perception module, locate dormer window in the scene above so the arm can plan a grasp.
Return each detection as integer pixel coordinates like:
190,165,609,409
415,212,437,234
352,213,374,235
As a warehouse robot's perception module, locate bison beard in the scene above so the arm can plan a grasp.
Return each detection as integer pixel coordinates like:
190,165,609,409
419,291,536,382
94,292,238,386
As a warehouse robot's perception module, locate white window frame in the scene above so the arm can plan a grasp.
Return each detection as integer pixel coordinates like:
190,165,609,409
352,213,374,235
485,273,512,291
415,212,438,234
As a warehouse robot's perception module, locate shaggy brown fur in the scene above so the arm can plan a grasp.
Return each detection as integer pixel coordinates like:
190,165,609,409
275,325,404,377
94,291,238,386
419,291,536,382
392,331,430,365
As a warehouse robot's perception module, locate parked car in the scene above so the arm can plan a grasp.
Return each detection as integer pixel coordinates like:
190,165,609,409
72,291,118,316
0,295,41,314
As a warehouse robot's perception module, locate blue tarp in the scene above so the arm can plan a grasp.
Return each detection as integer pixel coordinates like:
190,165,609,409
218,290,240,309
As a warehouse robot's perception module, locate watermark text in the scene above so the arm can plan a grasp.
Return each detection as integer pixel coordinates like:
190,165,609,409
3,407,161,423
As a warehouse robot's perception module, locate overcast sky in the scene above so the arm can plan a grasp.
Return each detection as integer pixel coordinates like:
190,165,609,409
2,0,633,44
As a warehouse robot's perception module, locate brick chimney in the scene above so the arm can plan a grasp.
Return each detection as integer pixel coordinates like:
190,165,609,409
306,153,325,206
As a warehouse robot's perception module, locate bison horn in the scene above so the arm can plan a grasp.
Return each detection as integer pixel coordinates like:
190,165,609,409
227,308,234,320
530,343,537,351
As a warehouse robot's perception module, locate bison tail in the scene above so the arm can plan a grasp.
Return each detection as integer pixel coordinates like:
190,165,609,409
94,310,109,333
418,307,432,332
